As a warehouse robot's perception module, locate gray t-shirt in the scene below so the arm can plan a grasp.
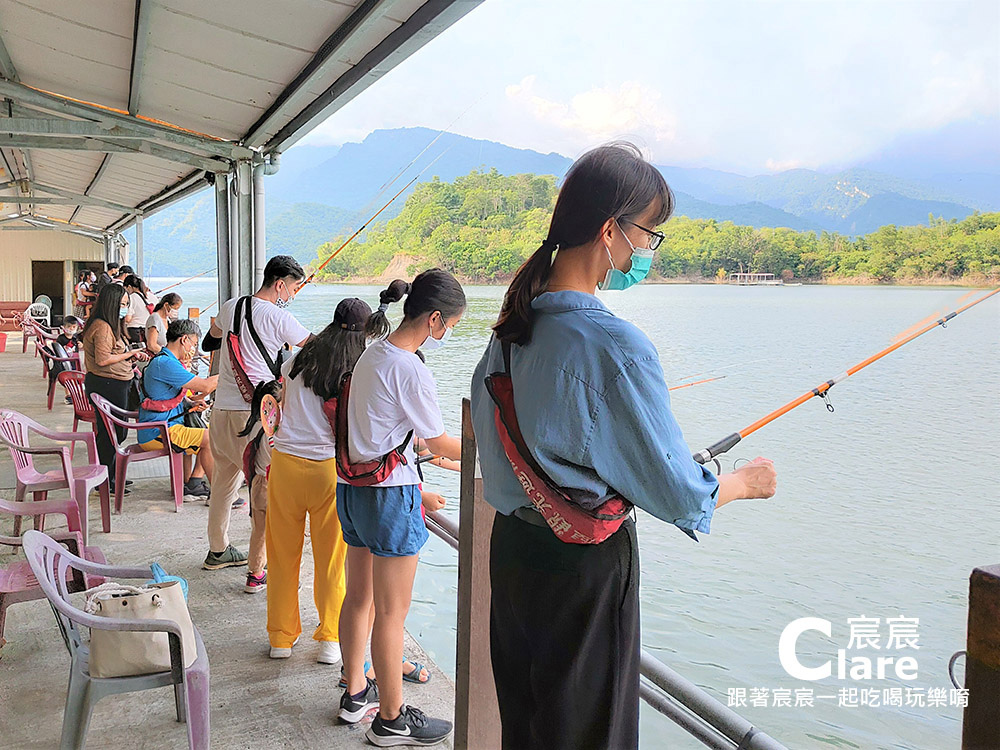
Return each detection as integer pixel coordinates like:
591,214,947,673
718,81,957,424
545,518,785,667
146,314,168,348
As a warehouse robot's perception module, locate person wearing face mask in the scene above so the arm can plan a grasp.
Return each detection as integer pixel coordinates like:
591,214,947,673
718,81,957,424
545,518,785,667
74,271,96,319
146,293,183,355
200,255,312,590
336,270,463,747
82,283,149,495
469,143,779,750
137,319,219,501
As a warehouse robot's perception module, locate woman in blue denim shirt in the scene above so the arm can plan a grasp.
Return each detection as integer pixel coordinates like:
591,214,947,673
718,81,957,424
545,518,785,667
471,143,777,750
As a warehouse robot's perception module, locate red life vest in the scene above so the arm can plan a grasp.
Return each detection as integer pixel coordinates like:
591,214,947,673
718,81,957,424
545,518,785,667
325,372,412,487
138,352,188,413
484,341,632,545
227,296,283,404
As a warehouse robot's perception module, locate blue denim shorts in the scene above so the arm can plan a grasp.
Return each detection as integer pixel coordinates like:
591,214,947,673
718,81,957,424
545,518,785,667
337,483,428,558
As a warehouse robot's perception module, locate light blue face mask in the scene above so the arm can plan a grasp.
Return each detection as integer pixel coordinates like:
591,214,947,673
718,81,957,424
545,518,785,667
597,222,654,291
119,307,128,319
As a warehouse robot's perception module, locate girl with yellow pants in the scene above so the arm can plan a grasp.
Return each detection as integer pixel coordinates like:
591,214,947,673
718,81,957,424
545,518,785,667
265,298,372,663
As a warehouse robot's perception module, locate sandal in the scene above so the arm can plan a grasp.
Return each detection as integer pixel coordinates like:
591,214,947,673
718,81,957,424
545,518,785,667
402,659,431,684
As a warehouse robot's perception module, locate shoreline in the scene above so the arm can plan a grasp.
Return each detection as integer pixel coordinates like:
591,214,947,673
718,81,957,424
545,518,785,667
305,276,997,288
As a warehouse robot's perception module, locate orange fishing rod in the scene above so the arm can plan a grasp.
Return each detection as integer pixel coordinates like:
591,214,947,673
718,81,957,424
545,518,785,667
669,375,725,391
155,269,213,295
692,287,1000,466
296,149,450,292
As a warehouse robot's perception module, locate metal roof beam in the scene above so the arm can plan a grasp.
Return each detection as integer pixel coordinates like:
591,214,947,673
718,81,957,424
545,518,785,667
264,0,484,153
0,25,17,82
0,135,230,173
34,182,135,213
0,79,249,160
16,194,136,214
128,0,154,116
106,169,210,234
243,0,387,149
0,116,168,139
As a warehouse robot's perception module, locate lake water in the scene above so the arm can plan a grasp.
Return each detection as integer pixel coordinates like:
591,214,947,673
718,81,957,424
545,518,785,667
153,278,999,750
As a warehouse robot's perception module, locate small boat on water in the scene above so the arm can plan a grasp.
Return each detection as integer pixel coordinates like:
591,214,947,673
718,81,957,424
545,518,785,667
728,272,784,286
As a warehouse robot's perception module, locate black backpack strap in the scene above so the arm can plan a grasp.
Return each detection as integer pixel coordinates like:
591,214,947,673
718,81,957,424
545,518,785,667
235,296,281,379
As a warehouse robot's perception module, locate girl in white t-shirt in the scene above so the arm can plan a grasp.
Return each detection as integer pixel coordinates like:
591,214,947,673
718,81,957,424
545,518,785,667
337,269,464,746
266,297,372,665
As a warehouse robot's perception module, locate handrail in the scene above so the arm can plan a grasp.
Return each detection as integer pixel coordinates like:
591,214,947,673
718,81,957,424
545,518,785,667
424,509,787,749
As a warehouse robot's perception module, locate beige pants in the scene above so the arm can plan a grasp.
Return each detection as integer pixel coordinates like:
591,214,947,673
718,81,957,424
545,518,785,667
207,409,270,574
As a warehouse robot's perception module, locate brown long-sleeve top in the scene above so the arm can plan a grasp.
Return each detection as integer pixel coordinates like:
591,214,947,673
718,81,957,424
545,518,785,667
82,319,133,381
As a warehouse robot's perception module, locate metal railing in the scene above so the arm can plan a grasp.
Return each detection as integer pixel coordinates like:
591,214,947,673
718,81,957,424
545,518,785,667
424,509,787,750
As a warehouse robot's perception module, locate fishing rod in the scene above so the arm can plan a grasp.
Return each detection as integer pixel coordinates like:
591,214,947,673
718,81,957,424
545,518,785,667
297,148,451,291
669,375,725,392
692,287,1000,467
155,269,213,295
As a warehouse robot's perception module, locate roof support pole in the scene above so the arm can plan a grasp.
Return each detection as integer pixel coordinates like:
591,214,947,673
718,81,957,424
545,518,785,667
214,173,232,306
135,214,144,277
252,161,266,290
235,159,254,297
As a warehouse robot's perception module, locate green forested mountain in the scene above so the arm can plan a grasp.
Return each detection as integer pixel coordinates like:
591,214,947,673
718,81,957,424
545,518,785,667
312,169,1000,285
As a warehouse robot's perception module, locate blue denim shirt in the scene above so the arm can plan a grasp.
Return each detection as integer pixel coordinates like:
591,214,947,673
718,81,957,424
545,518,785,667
470,291,719,541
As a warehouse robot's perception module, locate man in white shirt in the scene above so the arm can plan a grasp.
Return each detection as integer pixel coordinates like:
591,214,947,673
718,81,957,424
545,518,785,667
201,256,311,593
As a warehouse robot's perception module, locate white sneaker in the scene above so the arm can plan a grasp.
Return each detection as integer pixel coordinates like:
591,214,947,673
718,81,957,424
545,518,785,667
317,640,342,665
269,636,299,659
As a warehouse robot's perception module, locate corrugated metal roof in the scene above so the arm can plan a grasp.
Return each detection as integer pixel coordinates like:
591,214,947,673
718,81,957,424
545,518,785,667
0,0,482,235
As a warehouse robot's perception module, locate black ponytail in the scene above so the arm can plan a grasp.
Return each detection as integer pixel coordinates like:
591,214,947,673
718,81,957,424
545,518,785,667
366,279,410,339
494,142,674,345
366,269,466,340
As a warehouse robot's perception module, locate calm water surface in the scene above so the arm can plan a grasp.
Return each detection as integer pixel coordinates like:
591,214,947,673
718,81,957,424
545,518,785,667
156,279,999,750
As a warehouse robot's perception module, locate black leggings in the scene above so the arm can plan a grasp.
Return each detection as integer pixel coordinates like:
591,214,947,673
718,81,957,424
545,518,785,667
490,512,640,750
85,373,132,487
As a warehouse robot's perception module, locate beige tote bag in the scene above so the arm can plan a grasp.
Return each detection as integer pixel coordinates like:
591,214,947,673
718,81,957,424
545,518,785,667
86,582,197,678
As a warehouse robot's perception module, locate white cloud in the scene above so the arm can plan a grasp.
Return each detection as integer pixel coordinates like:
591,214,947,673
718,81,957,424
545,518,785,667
504,76,703,162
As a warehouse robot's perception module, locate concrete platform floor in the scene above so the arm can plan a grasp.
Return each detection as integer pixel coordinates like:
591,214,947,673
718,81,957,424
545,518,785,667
0,333,456,749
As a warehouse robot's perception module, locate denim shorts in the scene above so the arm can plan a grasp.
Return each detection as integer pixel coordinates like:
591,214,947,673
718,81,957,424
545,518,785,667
337,483,428,558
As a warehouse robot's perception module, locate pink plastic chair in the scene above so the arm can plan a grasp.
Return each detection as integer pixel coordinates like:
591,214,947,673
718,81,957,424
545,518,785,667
0,497,107,650
58,371,96,437
34,326,60,375
0,410,112,545
39,347,82,410
22,530,210,750
90,394,184,514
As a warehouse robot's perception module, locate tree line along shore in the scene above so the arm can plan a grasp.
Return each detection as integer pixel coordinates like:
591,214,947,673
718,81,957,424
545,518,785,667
304,170,1000,287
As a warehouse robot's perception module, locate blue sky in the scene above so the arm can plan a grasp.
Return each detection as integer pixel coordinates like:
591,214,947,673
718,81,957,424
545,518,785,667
303,0,999,175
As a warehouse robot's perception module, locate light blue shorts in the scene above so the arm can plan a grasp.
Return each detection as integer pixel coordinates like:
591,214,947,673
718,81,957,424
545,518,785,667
337,483,428,558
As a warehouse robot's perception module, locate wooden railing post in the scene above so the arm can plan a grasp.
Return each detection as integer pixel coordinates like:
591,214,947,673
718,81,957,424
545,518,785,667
962,563,1000,749
454,398,500,749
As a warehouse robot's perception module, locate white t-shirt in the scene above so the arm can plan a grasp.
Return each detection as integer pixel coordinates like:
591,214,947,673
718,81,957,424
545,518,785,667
126,292,150,328
272,352,338,462
214,296,311,411
347,339,445,487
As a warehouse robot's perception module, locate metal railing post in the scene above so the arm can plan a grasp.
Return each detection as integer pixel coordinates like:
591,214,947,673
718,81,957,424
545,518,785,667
962,563,1000,749
453,398,501,749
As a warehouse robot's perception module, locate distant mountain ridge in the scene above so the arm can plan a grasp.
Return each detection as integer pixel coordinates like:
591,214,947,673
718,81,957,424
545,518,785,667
132,126,993,275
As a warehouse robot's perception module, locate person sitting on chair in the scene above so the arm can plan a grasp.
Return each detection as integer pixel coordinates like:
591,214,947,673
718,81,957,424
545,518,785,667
137,319,219,502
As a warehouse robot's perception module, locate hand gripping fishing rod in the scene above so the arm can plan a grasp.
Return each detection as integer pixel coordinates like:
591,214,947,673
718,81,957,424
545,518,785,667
692,287,1000,467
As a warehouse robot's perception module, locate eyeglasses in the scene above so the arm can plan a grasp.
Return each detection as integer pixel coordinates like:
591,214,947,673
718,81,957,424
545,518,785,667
624,220,665,251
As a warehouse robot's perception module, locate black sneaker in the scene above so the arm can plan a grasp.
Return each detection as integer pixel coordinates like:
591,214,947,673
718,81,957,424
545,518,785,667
183,478,210,502
366,705,452,747
338,677,379,724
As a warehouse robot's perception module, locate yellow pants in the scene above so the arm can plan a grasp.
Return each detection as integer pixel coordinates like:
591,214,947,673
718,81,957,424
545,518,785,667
265,449,347,648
